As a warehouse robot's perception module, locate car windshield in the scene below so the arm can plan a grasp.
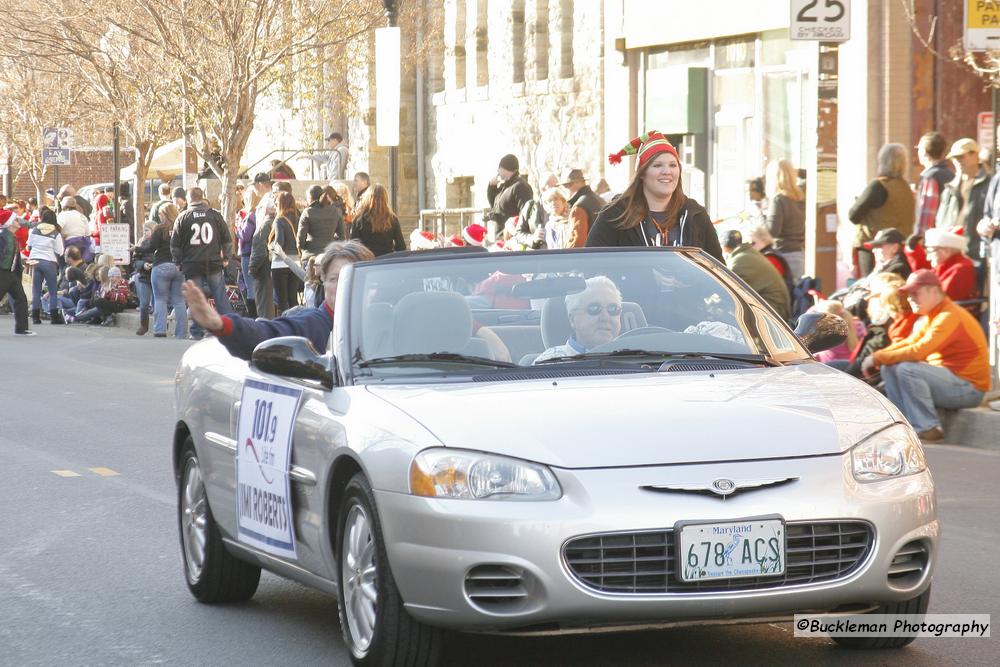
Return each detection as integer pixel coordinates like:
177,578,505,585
347,248,807,379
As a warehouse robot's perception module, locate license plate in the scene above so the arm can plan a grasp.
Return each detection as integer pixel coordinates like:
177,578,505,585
677,518,784,582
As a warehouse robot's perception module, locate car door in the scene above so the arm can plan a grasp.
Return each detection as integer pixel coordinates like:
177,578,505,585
218,365,346,579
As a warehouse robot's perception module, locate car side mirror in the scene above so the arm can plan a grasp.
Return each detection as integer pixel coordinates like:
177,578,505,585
251,336,337,389
794,312,849,355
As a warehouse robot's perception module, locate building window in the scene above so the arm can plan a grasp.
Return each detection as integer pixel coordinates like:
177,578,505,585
556,0,573,78
513,1,526,84
476,0,489,87
446,176,475,208
428,7,446,94
530,0,549,80
455,0,467,89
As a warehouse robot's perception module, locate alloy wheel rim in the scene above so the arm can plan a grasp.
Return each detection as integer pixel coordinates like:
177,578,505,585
342,503,377,651
181,458,208,583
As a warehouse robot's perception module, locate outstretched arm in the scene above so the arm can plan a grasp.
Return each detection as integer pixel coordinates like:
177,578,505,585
181,279,223,332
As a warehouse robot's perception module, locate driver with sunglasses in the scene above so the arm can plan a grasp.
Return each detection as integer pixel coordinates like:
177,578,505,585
534,276,623,363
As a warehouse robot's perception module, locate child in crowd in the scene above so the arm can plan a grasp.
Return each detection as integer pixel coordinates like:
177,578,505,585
75,260,129,325
811,299,866,370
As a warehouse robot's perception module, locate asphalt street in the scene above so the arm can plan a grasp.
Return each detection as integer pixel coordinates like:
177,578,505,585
1,318,997,666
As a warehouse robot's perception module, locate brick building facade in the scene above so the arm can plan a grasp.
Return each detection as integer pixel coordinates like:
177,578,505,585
5,148,127,202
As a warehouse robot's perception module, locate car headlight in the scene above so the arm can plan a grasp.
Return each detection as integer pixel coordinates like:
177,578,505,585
851,423,928,482
409,448,561,500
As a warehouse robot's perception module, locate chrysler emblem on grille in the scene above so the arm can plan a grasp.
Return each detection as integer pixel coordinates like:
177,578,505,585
711,478,736,494
640,476,798,499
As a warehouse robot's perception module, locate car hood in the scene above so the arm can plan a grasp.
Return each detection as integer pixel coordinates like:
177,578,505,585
364,364,896,468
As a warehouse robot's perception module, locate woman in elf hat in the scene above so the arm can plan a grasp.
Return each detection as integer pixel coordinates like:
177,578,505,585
586,131,722,261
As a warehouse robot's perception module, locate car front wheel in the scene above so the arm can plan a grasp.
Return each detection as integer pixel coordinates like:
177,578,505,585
832,586,931,649
336,473,441,667
178,439,261,602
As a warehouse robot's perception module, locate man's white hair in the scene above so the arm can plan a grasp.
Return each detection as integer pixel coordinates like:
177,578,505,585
565,275,622,313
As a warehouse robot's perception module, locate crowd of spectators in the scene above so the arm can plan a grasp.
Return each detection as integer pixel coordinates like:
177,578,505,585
2,130,996,441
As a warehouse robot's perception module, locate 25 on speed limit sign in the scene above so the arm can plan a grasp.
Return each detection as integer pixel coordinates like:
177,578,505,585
791,0,851,42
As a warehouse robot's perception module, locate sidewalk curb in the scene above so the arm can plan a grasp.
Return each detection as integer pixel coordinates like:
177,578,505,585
939,407,1000,452
115,310,176,336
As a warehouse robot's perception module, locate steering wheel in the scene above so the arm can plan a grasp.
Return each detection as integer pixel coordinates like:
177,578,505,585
588,326,674,353
614,326,674,339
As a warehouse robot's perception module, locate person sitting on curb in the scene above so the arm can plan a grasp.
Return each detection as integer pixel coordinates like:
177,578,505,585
924,227,979,313
863,227,910,279
721,230,791,322
182,241,375,361
861,269,990,442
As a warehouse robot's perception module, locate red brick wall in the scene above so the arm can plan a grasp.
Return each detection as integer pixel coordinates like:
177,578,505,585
7,149,130,201
911,0,994,154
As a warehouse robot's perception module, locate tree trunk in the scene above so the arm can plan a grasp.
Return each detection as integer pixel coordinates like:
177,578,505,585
132,140,154,238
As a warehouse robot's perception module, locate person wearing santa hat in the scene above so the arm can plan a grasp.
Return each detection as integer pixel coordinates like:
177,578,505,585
462,223,487,247
409,228,439,251
586,131,722,261
924,227,979,311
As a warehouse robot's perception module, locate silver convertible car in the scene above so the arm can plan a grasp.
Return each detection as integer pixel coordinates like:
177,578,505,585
173,247,937,666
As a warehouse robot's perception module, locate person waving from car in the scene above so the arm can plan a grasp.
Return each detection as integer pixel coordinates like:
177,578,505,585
182,241,374,360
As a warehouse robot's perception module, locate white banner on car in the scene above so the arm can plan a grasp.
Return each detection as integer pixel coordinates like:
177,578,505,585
235,378,302,559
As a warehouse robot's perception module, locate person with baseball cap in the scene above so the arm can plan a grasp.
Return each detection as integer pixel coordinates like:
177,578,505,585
484,154,534,241
560,168,606,242
585,131,722,260
936,138,990,261
861,269,989,442
923,227,978,309
863,227,910,279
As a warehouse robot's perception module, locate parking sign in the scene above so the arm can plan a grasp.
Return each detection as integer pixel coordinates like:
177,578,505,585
791,0,851,42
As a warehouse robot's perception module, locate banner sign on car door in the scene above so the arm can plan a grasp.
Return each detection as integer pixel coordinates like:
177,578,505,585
235,379,302,559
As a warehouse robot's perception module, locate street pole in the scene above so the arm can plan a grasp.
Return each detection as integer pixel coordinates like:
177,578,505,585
112,123,121,226
993,85,999,170
384,0,399,213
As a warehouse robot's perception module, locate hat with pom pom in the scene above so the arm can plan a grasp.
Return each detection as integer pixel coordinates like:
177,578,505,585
608,131,679,169
409,228,438,250
462,223,487,247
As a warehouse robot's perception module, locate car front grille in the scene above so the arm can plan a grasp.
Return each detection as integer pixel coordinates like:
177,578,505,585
563,521,873,594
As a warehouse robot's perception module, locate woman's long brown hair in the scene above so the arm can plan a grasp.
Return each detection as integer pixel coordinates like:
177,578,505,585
268,191,298,247
610,157,687,233
355,183,394,233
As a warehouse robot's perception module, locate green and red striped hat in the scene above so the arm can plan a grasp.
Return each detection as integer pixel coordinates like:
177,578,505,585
608,131,679,169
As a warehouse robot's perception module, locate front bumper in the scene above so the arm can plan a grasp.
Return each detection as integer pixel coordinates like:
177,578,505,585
376,455,938,632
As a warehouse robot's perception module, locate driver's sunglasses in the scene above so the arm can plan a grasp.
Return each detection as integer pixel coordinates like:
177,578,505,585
583,302,622,316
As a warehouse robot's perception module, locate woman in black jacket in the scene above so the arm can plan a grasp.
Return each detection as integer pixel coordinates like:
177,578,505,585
350,183,406,256
586,131,723,261
131,221,157,335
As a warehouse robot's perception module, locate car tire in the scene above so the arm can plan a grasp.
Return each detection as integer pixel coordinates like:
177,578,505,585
336,472,442,667
178,439,261,603
831,586,931,649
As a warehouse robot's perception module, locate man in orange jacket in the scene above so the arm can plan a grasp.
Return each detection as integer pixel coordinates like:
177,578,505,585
861,270,989,441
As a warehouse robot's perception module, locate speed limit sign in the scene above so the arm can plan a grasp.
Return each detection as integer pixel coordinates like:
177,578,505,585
790,0,851,42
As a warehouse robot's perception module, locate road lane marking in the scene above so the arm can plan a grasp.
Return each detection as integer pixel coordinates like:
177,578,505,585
51,470,81,477
88,467,120,477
